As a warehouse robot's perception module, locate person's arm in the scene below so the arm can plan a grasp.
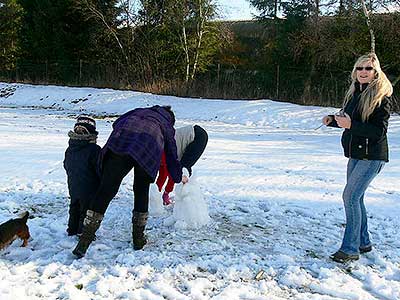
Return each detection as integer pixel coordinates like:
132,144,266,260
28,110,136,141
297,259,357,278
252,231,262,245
164,126,182,183
63,152,68,171
180,125,208,175
156,153,168,192
90,145,102,179
348,99,390,139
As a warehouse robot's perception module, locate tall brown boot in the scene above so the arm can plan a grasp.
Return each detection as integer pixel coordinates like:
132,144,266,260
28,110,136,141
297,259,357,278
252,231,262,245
132,211,148,250
72,210,103,258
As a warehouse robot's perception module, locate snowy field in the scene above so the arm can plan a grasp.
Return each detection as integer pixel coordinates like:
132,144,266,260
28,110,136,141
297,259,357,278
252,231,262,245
0,82,399,300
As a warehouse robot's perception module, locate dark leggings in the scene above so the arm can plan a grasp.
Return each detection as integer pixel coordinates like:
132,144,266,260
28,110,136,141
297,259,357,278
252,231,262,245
89,151,153,214
181,125,208,174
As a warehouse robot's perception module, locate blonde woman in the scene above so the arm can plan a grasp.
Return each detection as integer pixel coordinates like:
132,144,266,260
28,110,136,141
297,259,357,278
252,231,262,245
322,53,393,263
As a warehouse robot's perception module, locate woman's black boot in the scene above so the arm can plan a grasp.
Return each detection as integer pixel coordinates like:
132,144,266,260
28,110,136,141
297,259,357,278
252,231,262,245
132,211,148,250
72,210,103,258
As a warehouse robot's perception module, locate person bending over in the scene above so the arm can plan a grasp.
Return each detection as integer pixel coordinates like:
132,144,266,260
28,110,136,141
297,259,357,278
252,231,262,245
156,125,208,205
73,105,182,258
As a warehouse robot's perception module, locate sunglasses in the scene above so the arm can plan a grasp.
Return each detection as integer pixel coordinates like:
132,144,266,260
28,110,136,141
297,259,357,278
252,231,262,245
356,66,374,71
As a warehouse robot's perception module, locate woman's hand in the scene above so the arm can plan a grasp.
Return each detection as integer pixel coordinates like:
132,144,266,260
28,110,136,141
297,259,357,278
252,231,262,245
322,115,333,125
334,113,351,129
182,175,189,184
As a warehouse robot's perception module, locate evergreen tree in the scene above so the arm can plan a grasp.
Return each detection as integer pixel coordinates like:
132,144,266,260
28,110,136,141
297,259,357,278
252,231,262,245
17,0,119,82
0,0,23,71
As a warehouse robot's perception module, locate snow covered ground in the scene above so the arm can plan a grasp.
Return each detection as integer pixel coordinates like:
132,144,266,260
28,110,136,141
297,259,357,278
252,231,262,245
0,82,399,300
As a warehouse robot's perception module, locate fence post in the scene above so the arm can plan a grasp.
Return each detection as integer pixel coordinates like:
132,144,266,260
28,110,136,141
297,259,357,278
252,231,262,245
45,59,48,83
79,59,82,85
217,63,220,84
276,64,280,99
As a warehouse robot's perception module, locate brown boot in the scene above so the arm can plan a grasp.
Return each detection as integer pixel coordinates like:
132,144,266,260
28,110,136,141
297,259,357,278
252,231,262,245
132,211,148,250
72,210,103,258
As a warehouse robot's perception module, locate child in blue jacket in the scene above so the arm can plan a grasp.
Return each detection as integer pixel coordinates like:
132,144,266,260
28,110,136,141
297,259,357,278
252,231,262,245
63,116,101,236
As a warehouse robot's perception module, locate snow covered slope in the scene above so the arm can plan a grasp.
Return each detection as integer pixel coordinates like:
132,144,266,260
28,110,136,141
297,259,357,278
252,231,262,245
0,82,399,300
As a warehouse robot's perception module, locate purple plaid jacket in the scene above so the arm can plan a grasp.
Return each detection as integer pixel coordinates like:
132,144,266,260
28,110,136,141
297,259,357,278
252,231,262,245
101,106,182,182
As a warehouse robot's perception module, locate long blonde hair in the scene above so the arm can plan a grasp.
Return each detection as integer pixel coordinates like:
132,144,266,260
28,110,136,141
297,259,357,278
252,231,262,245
343,53,393,122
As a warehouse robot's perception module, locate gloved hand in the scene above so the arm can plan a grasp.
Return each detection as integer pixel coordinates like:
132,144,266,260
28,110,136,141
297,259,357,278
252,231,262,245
162,191,172,205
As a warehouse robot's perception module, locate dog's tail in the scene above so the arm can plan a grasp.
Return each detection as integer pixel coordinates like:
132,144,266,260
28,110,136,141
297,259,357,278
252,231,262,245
19,211,29,223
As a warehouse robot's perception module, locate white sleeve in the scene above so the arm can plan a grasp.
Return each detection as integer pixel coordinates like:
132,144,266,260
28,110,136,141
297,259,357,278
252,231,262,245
182,168,190,177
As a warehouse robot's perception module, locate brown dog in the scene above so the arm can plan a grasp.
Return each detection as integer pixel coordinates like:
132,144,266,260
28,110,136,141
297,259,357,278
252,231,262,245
0,212,30,250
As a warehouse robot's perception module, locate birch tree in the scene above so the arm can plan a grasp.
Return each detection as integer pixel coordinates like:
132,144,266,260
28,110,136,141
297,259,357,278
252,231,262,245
167,0,219,82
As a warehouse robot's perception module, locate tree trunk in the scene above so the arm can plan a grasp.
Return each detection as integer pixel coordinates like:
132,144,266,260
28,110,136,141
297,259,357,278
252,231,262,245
181,23,190,83
190,1,207,80
360,0,375,53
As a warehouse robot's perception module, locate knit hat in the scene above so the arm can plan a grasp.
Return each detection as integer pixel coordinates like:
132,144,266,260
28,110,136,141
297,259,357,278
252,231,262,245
74,116,97,135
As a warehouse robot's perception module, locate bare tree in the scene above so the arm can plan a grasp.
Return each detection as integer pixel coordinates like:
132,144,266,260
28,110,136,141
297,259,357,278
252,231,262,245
170,0,218,82
73,0,135,86
359,0,375,52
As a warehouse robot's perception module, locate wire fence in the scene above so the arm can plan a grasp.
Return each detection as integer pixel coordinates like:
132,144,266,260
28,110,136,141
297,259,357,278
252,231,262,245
1,60,127,88
1,60,398,110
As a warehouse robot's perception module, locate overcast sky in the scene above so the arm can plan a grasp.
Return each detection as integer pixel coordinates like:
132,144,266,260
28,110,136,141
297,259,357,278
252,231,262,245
217,0,257,20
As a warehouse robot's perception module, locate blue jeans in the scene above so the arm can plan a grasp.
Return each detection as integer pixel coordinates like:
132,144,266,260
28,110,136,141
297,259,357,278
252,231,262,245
339,158,385,255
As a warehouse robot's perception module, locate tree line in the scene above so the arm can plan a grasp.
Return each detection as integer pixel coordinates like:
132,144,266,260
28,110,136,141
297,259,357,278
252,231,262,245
0,0,399,108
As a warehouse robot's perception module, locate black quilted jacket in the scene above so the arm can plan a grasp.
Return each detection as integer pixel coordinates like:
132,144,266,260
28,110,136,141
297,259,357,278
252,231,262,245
63,139,101,199
328,83,390,162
